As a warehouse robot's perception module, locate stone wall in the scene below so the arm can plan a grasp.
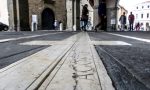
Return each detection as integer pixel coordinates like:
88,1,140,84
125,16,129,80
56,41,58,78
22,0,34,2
8,0,67,31
8,0,119,31
28,0,66,30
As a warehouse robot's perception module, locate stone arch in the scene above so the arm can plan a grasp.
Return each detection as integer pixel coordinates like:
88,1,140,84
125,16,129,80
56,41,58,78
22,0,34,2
41,8,55,30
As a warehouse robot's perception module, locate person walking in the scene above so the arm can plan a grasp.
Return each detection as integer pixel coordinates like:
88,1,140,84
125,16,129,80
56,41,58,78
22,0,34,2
128,12,135,31
81,4,89,31
119,12,126,31
94,0,106,32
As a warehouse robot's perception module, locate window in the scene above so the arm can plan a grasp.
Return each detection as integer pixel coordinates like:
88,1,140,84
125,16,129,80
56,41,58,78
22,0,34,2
142,6,144,9
136,14,138,19
141,14,143,18
141,23,143,26
137,7,138,9
147,13,149,18
44,0,55,4
148,5,150,8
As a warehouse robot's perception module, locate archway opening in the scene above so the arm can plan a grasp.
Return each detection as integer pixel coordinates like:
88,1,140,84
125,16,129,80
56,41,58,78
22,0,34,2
89,0,94,7
42,8,55,30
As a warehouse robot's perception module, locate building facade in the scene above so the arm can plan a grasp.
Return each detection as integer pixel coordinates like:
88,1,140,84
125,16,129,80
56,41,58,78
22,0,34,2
8,0,67,31
66,0,120,31
0,0,9,25
132,1,150,31
7,0,120,31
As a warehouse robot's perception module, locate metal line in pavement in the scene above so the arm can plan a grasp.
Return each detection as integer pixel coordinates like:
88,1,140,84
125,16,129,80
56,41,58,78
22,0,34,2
107,32,150,43
91,41,132,46
0,32,61,43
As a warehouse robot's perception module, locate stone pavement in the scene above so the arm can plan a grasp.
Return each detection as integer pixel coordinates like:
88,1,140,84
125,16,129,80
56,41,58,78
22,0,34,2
0,32,114,90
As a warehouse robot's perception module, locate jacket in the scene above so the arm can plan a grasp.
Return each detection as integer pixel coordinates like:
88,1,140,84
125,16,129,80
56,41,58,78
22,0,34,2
98,2,106,16
119,15,126,24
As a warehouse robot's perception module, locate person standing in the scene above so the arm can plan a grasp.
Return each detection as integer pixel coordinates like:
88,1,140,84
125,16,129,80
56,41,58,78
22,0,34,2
81,4,89,31
54,20,58,30
128,12,135,31
135,22,140,31
119,12,126,31
94,0,106,32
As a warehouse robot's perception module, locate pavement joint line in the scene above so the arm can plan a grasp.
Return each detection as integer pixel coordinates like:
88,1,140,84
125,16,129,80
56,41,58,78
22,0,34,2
26,45,72,90
40,48,73,90
0,44,63,74
0,32,81,89
0,32,114,90
49,32,101,90
26,33,82,90
107,32,150,43
0,46,55,75
0,46,45,73
38,32,114,90
0,32,61,43
96,46,150,89
87,33,115,90
20,41,76,46
91,41,132,46
38,35,81,90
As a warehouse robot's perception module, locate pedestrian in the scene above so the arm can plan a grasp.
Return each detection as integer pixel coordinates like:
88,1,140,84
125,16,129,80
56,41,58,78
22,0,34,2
135,22,140,31
119,12,126,31
128,12,135,31
81,4,89,31
94,0,107,32
54,20,58,30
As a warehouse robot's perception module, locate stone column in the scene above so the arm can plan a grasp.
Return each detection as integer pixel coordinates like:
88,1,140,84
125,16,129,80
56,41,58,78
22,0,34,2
7,0,17,31
93,0,99,27
66,0,80,31
16,0,20,31
74,0,80,30
72,0,80,31
72,0,75,30
8,0,30,31
106,0,118,31
8,0,22,31
66,0,73,30
106,7,118,31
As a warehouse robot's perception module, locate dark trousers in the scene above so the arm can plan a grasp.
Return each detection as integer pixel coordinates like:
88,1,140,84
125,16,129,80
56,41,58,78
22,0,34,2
95,15,106,31
129,22,134,31
81,20,88,31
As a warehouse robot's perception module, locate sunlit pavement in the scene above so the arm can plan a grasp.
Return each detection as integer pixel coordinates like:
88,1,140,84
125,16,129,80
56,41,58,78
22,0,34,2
0,31,149,90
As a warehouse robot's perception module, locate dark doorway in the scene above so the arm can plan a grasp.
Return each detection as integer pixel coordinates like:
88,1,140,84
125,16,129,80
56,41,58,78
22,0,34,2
89,0,94,7
19,0,30,31
42,8,55,30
